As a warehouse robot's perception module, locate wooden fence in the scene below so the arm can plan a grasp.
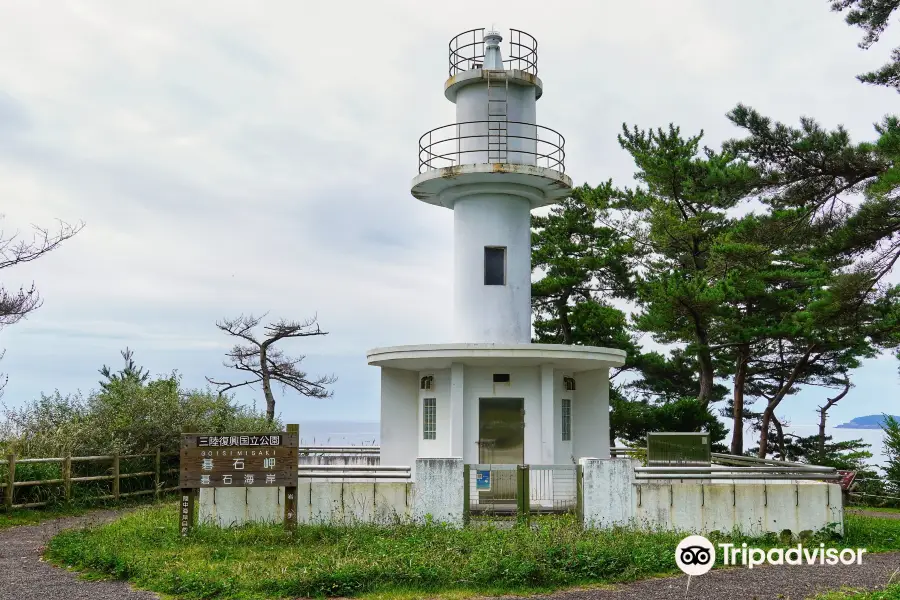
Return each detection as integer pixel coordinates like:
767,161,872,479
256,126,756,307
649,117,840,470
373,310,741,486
1,450,180,510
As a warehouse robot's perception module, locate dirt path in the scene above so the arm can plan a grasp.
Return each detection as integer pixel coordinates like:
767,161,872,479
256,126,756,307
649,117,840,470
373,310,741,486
0,509,158,600
847,508,900,520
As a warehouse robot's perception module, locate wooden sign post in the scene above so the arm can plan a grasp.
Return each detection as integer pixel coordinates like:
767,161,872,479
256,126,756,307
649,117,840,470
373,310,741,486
179,425,299,536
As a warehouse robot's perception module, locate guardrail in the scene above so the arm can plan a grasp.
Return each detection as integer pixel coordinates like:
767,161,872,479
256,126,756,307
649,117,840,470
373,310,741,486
609,446,841,481
1,450,180,510
417,120,566,173
297,464,411,481
298,446,380,454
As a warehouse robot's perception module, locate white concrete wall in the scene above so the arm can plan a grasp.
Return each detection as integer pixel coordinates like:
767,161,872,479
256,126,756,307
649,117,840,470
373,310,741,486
297,481,412,525
453,194,532,344
554,370,574,465
413,458,464,526
572,369,610,460
380,368,419,474
580,458,845,536
455,80,537,166
418,369,450,458
298,454,380,466
198,486,286,527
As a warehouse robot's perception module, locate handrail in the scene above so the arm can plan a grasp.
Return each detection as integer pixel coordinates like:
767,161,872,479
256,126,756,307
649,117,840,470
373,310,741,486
418,120,566,173
448,28,538,77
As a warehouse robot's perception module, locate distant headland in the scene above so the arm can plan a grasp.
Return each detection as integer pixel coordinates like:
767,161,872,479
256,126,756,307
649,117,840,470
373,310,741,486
835,414,900,430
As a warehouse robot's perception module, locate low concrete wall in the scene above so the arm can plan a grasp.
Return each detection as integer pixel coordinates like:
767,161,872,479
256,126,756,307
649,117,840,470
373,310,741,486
199,487,286,527
298,454,380,466
297,481,412,525
412,457,464,526
581,458,844,536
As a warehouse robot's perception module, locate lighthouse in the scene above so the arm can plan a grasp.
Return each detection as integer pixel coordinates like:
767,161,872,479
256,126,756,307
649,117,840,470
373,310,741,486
368,28,625,475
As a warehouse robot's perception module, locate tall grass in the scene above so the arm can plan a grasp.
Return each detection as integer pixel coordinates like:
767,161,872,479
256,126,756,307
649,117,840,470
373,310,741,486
45,504,900,600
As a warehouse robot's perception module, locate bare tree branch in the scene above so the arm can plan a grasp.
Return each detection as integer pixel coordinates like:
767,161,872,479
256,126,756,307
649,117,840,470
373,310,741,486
0,217,83,400
208,313,336,422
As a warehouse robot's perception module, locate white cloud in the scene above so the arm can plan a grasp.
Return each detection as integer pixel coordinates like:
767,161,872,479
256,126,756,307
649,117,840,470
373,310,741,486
0,0,897,423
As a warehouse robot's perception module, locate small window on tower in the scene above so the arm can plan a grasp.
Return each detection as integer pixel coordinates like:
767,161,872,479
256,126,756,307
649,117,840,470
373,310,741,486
420,375,434,391
493,373,510,384
484,247,506,286
564,377,576,391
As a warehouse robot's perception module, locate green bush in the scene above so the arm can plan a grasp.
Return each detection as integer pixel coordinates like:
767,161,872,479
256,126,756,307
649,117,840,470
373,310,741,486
1,374,278,458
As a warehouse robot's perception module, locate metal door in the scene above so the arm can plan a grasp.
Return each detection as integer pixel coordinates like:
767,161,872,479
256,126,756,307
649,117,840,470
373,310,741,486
477,398,524,503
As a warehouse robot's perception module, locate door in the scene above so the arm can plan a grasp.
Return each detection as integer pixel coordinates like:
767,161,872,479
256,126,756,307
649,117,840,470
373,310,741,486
477,398,524,503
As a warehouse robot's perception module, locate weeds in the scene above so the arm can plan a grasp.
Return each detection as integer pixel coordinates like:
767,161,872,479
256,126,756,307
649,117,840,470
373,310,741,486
45,504,900,600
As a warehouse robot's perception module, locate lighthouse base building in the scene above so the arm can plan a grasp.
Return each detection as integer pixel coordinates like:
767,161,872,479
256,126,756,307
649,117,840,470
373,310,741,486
369,345,624,471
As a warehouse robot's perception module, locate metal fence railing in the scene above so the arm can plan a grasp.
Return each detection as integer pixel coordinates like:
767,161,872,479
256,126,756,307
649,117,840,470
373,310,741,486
297,465,410,482
463,464,581,522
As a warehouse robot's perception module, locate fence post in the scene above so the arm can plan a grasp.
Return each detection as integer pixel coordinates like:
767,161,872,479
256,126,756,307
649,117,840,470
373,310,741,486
575,464,583,527
516,465,530,527
284,424,299,532
462,464,470,526
155,447,161,502
112,452,120,502
63,455,72,503
4,454,14,511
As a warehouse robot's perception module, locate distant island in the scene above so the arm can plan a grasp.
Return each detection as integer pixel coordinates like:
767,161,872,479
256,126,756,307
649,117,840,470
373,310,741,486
835,414,900,430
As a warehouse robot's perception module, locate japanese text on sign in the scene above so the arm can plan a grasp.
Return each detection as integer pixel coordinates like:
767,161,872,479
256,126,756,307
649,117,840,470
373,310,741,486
198,435,282,447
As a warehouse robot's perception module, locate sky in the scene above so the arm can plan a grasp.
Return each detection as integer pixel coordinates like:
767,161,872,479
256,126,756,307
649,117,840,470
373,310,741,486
0,0,897,431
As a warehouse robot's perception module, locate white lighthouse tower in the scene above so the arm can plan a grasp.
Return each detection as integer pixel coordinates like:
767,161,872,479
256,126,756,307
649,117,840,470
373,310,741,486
368,28,625,475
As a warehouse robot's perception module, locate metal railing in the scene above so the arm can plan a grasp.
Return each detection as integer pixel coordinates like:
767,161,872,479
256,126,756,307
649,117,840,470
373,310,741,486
297,464,410,481
448,28,538,77
418,120,565,173
298,446,379,455
463,464,579,518
609,447,841,481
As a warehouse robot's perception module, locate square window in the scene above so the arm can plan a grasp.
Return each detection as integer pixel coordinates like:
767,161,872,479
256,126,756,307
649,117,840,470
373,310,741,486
423,398,436,440
484,247,506,286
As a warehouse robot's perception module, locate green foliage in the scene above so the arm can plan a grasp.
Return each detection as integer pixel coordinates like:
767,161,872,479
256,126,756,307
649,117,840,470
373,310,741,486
883,414,900,487
0,349,277,458
45,505,900,599
98,347,149,391
611,396,728,450
832,0,900,91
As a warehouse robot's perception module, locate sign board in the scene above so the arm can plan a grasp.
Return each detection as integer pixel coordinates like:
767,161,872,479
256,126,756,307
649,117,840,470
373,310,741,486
476,470,491,491
179,427,299,536
179,433,298,489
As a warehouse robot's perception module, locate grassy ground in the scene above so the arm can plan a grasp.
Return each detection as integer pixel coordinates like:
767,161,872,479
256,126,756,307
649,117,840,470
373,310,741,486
0,505,90,529
43,503,900,600
817,584,900,599
0,495,177,531
850,506,900,515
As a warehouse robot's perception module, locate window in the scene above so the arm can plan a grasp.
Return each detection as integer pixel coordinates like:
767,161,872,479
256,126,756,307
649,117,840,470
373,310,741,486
564,377,576,391
484,247,506,286
492,373,510,383
423,398,436,440
561,398,571,441
420,375,434,391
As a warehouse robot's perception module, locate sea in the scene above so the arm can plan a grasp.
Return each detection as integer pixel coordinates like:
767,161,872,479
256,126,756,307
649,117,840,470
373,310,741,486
297,420,891,469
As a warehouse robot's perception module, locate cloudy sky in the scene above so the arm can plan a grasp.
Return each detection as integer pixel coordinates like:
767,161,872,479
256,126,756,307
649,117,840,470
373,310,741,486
0,0,897,430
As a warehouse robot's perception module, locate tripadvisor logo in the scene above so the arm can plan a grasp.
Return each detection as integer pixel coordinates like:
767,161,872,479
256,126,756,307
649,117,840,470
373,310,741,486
675,535,868,575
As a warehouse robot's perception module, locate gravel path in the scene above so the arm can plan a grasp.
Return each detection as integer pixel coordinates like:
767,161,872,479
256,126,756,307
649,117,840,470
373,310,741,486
0,509,159,600
516,552,900,600
847,508,900,520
